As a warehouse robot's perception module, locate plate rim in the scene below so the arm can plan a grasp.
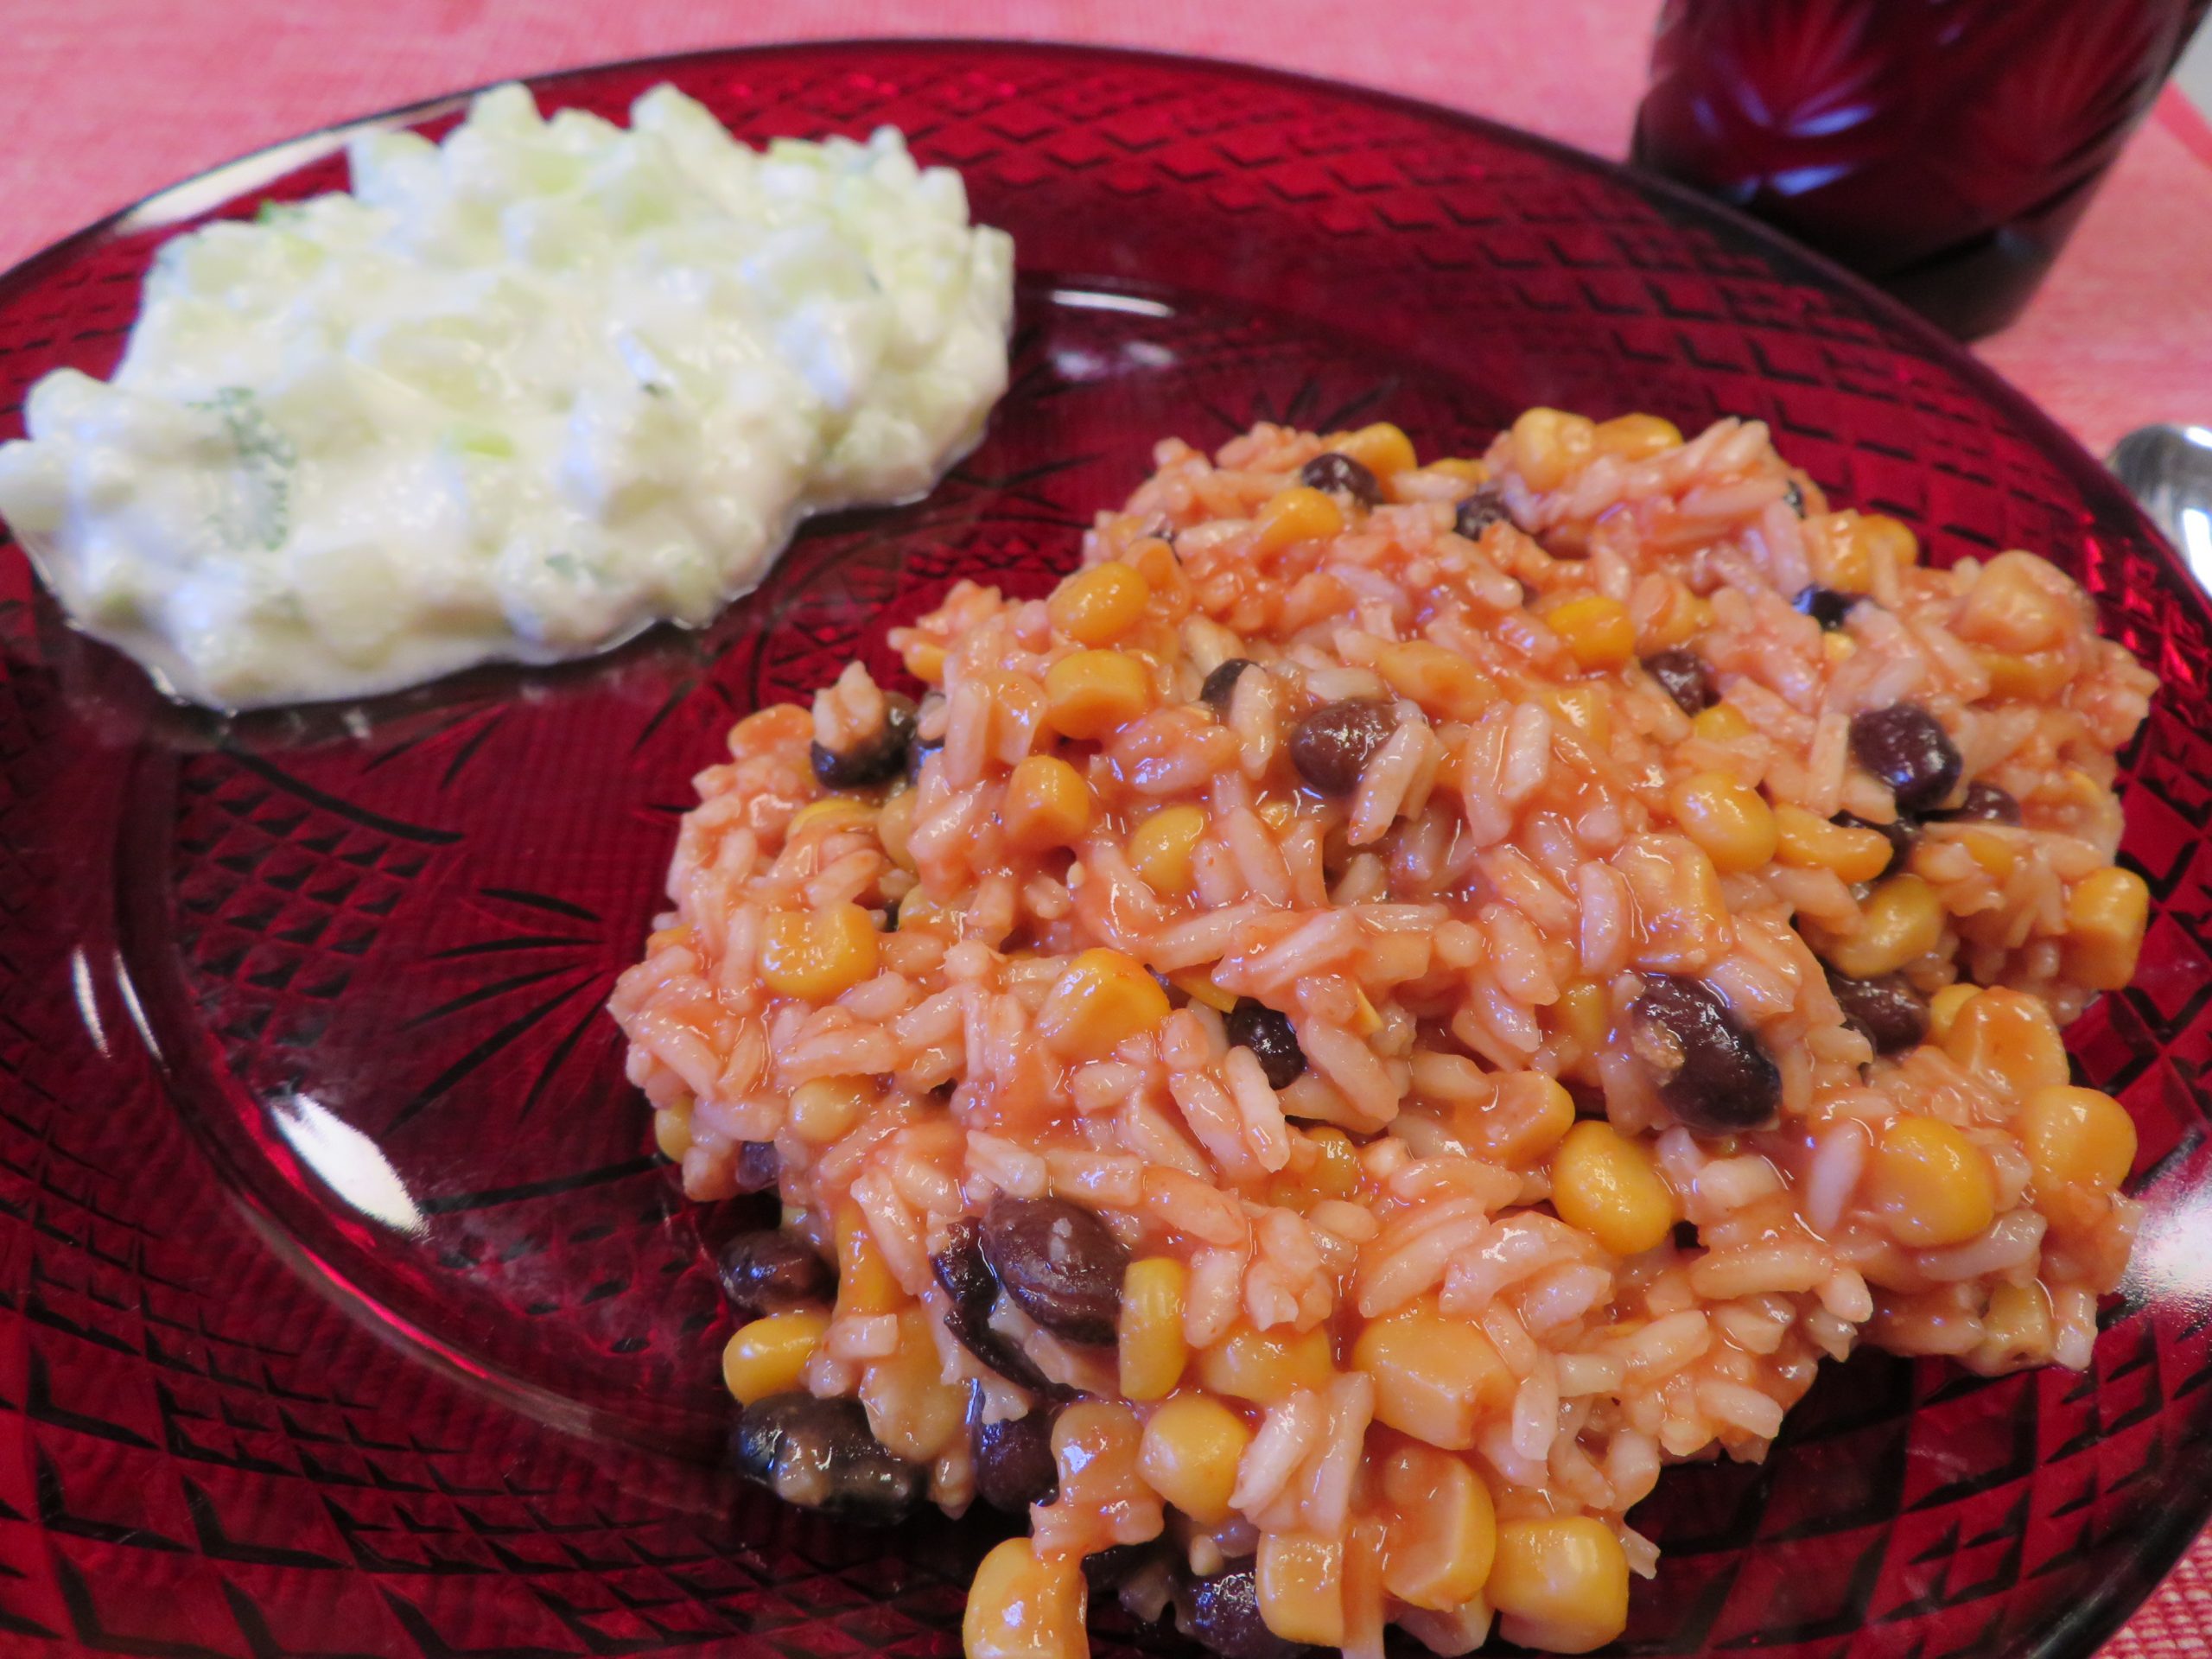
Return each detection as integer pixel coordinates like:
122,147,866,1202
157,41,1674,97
0,36,2202,1659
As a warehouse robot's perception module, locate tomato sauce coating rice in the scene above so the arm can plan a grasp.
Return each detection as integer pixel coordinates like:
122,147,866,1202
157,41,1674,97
610,410,2156,1659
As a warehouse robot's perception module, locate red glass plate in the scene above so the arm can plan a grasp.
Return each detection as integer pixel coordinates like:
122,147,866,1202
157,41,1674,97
0,41,2207,1659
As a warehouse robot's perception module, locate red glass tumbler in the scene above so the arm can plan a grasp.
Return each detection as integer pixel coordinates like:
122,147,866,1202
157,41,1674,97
1632,0,2212,338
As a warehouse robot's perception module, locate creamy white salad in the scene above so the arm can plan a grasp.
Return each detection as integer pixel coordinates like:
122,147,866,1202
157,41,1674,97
0,84,1014,708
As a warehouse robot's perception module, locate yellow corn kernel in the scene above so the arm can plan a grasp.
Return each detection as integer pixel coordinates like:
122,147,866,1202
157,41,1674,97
1772,805,1893,884
1823,632,1859,667
789,1077,868,1146
1640,587,1713,651
2065,867,2149,993
1941,985,2069,1098
1868,1116,1996,1248
1306,1126,1363,1198
1858,512,1920,570
1130,804,1207,895
1557,981,1611,1052
1044,649,1152,740
1002,754,1094,853
892,887,950,938
1049,561,1153,646
760,903,880,1001
1977,647,2075,701
1137,1394,1251,1523
1171,968,1238,1014
1669,771,1778,874
1936,824,2018,884
1546,593,1636,672
1592,412,1683,461
1510,408,1598,493
2020,1084,2137,1193
1119,1257,1190,1401
1331,422,1420,479
1467,1071,1578,1166
876,786,920,873
1815,518,1875,595
1374,639,1497,722
721,1310,829,1405
1037,948,1172,1059
1550,1120,1677,1256
836,1204,903,1315
1691,701,1751,743
964,1537,1088,1659
1955,550,2072,654
861,1306,969,1462
1257,1534,1344,1647
1547,685,1611,748
653,1096,695,1161
1351,1298,1516,1449
1818,873,1943,979
903,639,947,685
1928,982,1980,1043
1380,1442,1497,1611
1999,648,2076,702
1488,1518,1630,1655
790,798,875,837
1254,486,1348,556
1128,535,1181,593
2056,766,2107,812
1972,1280,2055,1374
1196,1323,1337,1407
1271,1127,1363,1209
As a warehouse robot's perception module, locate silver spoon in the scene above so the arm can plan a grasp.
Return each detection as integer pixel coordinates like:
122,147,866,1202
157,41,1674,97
2110,423,2212,591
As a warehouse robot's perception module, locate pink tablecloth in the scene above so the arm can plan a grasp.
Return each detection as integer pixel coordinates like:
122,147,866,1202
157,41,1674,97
3,1,2209,1652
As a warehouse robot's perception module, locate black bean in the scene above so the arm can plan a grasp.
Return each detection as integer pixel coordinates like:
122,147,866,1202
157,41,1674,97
1643,648,1717,715
980,1197,1128,1345
1178,1567,1317,1659
1201,658,1257,714
1795,586,1858,631
1671,1218,1701,1251
1629,974,1782,1134
1827,969,1929,1057
932,1217,999,1315
969,1389,1059,1511
1783,480,1807,517
931,1218,1058,1395
717,1230,833,1316
810,694,917,790
1929,781,2021,825
1298,452,1382,508
1833,810,1914,879
1224,999,1306,1090
732,1141,781,1194
729,1394,923,1524
1453,486,1508,541
1850,703,1961,813
1288,699,1395,795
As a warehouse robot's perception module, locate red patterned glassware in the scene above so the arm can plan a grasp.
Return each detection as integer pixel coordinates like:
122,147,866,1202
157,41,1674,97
1,41,2211,1659
1633,0,2212,337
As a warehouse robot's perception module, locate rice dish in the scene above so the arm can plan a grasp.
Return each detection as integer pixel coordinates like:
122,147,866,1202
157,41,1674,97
611,408,2153,1659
